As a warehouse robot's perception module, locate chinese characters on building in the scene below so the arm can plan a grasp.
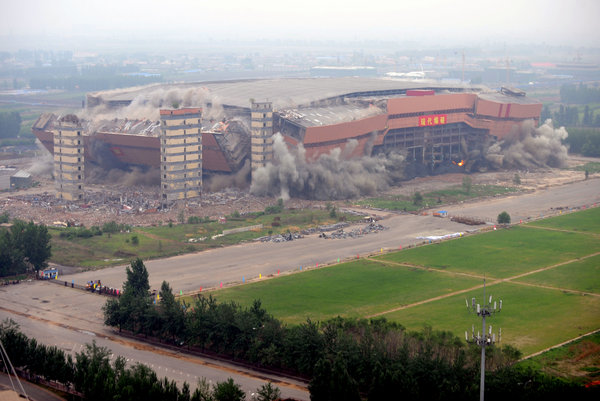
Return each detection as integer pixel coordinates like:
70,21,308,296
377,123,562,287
418,114,448,127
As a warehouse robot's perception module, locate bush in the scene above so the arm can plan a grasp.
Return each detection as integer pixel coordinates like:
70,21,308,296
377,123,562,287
102,221,120,233
265,205,282,215
497,211,511,224
329,207,337,218
462,176,472,194
131,235,139,245
187,216,201,224
413,192,423,206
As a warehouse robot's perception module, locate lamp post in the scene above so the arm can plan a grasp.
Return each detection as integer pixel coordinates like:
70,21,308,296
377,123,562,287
465,278,502,401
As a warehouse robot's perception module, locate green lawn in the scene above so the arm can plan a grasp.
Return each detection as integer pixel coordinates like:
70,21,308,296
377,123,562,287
374,226,599,278
212,259,481,324
573,161,600,174
376,282,600,355
524,206,600,234
50,228,186,267
357,184,520,211
514,253,600,294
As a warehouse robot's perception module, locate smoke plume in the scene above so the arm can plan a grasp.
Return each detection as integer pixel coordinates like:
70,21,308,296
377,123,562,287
485,120,569,169
250,133,405,200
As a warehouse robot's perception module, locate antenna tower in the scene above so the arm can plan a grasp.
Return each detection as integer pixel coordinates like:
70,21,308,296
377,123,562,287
465,278,502,401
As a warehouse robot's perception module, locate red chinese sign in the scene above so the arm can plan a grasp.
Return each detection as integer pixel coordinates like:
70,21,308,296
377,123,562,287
418,114,447,127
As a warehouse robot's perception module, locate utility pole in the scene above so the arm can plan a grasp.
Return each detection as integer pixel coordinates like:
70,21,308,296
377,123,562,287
465,278,502,401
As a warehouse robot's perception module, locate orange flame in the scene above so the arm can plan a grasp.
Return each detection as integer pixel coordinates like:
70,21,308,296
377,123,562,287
458,160,465,167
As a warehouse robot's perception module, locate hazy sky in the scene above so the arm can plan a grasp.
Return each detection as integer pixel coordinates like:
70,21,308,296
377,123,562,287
1,0,598,49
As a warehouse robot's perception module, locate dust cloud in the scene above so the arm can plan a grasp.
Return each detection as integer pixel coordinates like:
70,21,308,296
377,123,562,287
206,160,251,192
26,149,53,177
81,87,223,126
86,165,160,187
485,120,569,169
250,133,405,200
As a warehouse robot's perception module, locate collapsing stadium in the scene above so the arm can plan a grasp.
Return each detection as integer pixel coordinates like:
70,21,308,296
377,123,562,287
32,77,554,201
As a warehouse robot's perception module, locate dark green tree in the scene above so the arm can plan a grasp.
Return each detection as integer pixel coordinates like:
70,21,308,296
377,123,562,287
22,221,52,272
284,318,324,376
462,175,472,194
125,258,150,297
74,341,116,401
158,280,185,341
213,378,245,401
309,355,361,401
103,258,153,334
254,382,281,401
413,191,423,206
0,229,24,276
497,211,511,224
191,378,214,401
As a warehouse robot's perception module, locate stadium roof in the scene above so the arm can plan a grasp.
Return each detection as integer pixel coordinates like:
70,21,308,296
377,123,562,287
89,78,479,110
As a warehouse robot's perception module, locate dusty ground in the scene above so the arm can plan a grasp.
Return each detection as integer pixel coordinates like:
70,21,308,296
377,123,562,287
0,153,597,227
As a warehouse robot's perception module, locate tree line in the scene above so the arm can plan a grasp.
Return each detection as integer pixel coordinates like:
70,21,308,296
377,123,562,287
564,127,600,157
0,319,280,401
103,259,596,400
540,104,600,128
560,83,600,105
0,111,21,139
0,219,51,277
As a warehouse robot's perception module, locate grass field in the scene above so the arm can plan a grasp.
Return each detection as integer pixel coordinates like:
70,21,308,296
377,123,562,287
378,282,600,356
208,207,600,357
212,259,482,324
524,206,600,234
374,226,599,278
356,184,519,211
514,253,600,294
49,228,187,267
573,162,600,174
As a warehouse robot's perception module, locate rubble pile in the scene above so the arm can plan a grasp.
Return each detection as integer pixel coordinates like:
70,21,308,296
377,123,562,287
450,215,487,225
0,181,316,228
319,223,389,239
256,232,304,243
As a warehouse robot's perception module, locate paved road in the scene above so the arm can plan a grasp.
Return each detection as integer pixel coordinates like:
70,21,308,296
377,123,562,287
1,178,598,399
0,372,65,401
